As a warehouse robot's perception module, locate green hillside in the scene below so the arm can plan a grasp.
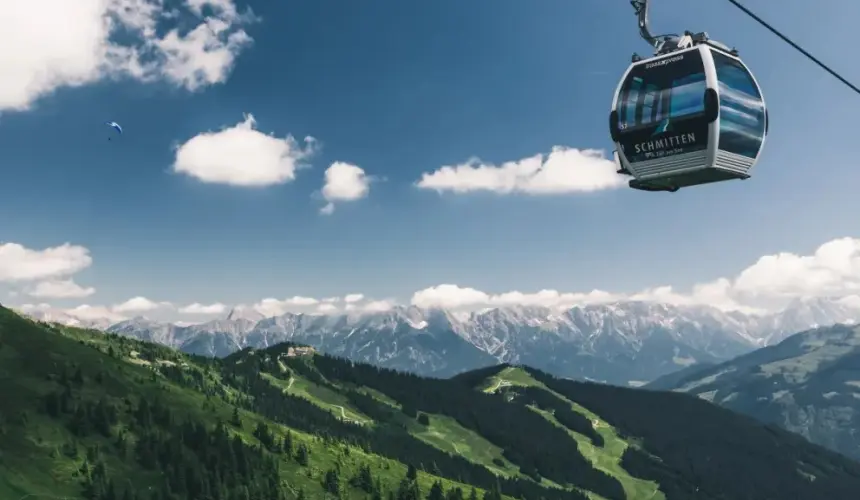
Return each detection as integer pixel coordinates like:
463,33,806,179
2,306,860,500
0,307,503,500
645,323,860,462
483,367,662,500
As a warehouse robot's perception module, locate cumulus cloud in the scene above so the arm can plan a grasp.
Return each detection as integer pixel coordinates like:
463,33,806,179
67,304,126,323
28,279,95,299
179,302,227,314
253,296,319,317
320,162,371,214
408,283,739,312
731,238,860,300
362,300,395,313
416,147,624,195
412,285,622,311
244,293,396,316
409,238,860,313
410,284,490,310
2,0,256,112
17,237,860,323
16,303,51,313
113,296,171,313
0,242,92,282
407,282,759,313
173,114,317,186
315,303,338,314
17,303,126,324
177,293,376,318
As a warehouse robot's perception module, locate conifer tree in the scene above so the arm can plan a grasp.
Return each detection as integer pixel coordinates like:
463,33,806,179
427,480,445,500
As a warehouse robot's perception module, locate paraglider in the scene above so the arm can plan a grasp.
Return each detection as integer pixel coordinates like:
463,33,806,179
105,121,122,141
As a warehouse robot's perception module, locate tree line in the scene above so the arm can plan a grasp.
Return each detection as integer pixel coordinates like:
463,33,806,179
221,347,595,499
300,353,624,499
526,367,860,500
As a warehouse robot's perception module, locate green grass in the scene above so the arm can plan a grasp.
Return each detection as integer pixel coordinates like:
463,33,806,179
0,324,167,498
271,369,525,481
530,406,663,500
358,387,401,408
267,374,371,424
0,313,656,500
408,413,519,478
0,312,509,499
481,367,665,500
481,366,541,393
260,361,603,496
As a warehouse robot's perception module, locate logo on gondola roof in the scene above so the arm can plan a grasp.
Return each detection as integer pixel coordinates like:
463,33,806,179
645,54,684,69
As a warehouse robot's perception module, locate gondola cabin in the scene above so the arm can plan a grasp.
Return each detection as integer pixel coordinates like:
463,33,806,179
609,44,767,192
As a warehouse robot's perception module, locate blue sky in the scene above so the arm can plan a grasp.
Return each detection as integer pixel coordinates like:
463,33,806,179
3,0,860,322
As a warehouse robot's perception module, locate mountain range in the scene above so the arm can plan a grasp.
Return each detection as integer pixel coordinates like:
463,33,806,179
647,322,860,461
18,296,860,385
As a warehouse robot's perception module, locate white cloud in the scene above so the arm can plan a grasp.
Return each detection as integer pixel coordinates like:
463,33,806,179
17,303,126,324
731,238,860,300
320,162,370,214
409,283,741,312
407,282,755,313
410,284,490,310
286,296,318,306
28,279,95,298
253,296,319,317
173,113,317,186
492,288,619,309
16,303,52,312
173,320,201,327
241,294,391,317
416,147,624,195
0,243,92,282
113,296,171,313
15,237,860,324
362,300,395,313
1,0,256,112
409,238,860,313
179,302,227,314
68,304,126,323
316,303,338,314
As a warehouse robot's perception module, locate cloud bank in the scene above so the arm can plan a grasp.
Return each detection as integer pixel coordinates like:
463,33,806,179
8,237,860,324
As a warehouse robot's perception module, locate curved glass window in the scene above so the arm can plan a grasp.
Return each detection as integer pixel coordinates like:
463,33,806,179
712,50,765,159
616,51,707,132
614,50,709,164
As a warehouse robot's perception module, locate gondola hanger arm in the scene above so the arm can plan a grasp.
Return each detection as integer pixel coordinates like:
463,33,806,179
630,0,717,57
630,0,661,49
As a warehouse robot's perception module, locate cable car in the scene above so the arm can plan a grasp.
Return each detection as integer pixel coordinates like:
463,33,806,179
609,1,768,192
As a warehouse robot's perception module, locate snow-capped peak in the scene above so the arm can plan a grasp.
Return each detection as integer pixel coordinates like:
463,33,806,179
13,296,860,385
226,305,265,322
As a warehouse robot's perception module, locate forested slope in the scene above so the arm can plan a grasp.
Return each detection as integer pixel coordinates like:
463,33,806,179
0,306,501,500
3,305,860,500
